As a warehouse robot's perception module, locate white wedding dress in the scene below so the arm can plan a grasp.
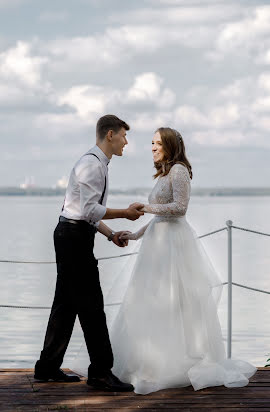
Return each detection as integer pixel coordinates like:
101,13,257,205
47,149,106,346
72,163,257,394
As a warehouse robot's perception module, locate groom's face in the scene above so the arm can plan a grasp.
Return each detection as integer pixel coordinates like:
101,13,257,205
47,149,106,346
111,127,128,156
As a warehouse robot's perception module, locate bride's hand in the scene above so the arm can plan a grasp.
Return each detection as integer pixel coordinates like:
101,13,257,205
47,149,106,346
112,231,130,247
129,203,146,213
119,231,137,241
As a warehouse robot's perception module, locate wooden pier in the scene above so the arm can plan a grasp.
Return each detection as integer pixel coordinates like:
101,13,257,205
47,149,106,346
0,368,269,411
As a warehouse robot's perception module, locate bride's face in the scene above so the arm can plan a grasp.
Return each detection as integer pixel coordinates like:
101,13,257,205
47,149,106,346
152,132,165,162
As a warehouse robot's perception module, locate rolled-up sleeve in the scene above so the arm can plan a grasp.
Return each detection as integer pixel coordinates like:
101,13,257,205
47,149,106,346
76,161,106,223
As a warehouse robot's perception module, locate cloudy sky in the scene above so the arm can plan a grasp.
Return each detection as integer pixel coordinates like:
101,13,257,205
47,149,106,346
0,0,270,189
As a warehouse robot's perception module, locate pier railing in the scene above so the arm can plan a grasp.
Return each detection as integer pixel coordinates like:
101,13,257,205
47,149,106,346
1,220,270,359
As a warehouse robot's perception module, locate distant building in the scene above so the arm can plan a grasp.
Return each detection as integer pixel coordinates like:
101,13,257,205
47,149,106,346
20,176,35,189
56,176,68,189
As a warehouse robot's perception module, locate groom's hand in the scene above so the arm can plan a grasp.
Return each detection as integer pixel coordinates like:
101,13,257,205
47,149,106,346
112,231,131,247
126,203,144,221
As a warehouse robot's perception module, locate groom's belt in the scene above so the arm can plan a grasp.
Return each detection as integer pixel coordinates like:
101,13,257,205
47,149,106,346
59,216,96,231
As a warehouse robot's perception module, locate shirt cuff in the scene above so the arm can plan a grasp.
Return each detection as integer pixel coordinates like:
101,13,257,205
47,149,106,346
90,204,106,222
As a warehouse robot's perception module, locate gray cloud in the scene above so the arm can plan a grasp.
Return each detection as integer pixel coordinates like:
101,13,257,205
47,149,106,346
0,0,29,8
0,0,269,188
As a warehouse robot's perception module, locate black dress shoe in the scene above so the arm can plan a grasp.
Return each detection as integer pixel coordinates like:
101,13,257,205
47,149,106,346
87,370,134,392
34,368,81,382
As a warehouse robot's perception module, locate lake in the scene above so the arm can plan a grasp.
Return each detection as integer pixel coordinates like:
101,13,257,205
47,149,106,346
0,194,270,369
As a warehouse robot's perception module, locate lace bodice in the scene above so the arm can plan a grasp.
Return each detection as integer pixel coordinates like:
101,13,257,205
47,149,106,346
143,163,191,216
128,163,191,240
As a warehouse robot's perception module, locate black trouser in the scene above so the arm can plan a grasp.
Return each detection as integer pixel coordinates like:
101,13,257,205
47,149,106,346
36,221,113,376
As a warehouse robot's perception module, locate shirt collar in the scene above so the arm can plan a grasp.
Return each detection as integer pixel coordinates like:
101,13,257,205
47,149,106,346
88,145,110,166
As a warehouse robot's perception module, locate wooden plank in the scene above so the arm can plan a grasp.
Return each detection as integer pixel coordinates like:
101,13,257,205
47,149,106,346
2,368,265,376
0,398,270,411
25,386,270,397
2,408,270,412
1,394,270,405
0,368,270,411
1,409,270,412
2,389,269,397
0,369,34,372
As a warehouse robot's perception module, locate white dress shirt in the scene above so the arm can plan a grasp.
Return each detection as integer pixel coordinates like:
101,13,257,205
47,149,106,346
61,145,109,227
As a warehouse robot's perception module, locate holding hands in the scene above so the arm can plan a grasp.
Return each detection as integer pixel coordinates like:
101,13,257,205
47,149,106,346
119,231,139,241
98,203,146,248
119,203,148,242
111,227,142,246
126,203,145,221
112,231,132,247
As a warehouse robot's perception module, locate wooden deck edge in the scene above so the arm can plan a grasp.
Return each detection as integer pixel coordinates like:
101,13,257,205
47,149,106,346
0,366,267,372
0,368,77,373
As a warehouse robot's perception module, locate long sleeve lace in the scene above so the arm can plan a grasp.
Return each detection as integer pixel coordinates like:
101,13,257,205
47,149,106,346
143,164,190,216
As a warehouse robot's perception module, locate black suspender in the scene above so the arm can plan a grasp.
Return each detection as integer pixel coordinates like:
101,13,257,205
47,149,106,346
87,153,107,205
61,152,107,212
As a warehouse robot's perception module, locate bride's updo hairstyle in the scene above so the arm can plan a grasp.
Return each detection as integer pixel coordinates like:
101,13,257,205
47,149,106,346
154,127,193,179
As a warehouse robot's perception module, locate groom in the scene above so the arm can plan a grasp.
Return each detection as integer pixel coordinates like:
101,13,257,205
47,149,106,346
34,114,144,391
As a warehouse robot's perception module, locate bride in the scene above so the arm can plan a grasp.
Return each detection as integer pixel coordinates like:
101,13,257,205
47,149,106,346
72,127,257,394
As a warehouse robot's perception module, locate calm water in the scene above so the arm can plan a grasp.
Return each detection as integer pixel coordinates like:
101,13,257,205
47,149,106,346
0,194,270,368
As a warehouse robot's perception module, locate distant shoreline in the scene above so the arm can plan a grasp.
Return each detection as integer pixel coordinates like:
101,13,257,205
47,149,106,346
1,187,270,197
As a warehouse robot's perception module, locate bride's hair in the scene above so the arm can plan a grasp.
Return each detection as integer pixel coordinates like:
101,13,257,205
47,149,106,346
153,127,193,179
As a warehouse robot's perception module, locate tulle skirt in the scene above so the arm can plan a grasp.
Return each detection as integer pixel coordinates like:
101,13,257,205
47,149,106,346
72,215,257,394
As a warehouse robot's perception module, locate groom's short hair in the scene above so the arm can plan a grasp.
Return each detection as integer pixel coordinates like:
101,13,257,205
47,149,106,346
96,114,130,141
